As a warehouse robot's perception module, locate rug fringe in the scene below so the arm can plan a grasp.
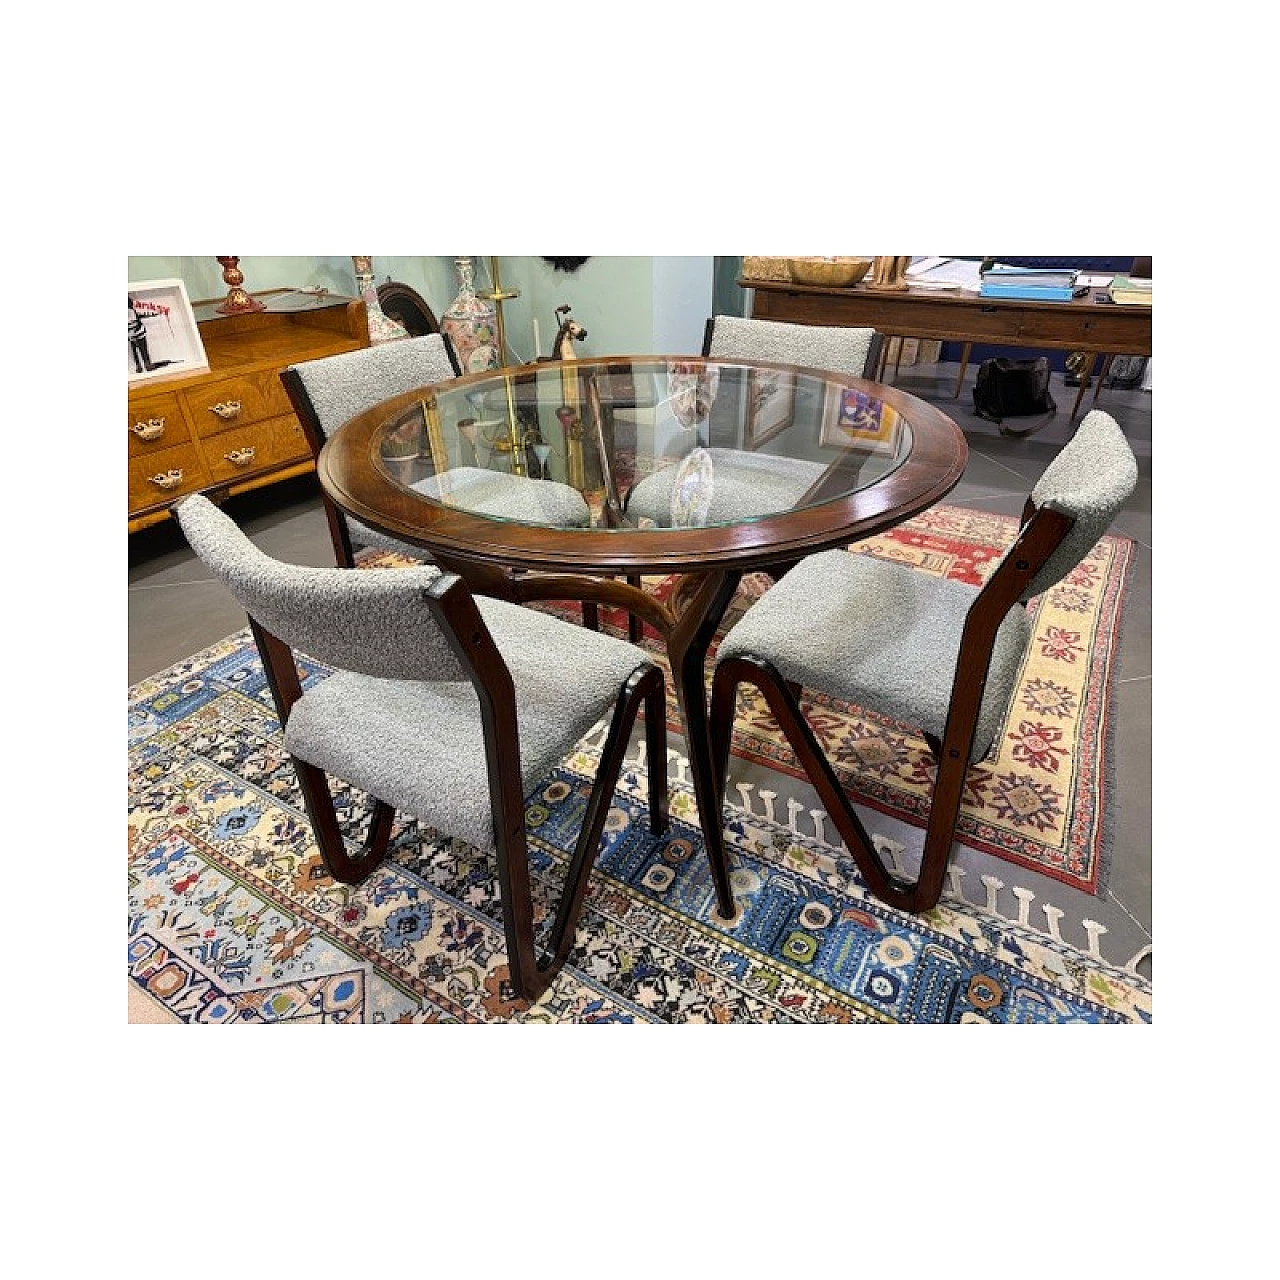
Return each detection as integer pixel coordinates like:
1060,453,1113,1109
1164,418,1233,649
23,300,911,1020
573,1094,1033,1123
639,743,1151,976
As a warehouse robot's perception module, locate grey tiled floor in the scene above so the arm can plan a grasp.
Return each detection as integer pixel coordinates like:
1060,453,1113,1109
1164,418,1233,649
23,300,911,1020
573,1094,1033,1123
127,359,1153,976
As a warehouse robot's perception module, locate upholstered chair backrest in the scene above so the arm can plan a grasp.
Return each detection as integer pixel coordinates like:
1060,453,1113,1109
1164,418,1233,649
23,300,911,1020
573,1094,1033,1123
1021,410,1138,601
174,494,467,682
289,334,457,441
706,314,878,380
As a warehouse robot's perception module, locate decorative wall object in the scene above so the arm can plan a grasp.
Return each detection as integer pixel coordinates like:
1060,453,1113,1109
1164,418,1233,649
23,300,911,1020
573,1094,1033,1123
745,368,796,445
819,385,905,452
128,278,209,385
542,257,590,273
440,257,500,373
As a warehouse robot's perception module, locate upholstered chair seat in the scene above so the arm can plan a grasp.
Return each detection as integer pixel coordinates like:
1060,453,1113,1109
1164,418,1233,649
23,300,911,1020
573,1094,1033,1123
623,448,825,527
285,592,646,854
413,466,591,529
715,549,1032,761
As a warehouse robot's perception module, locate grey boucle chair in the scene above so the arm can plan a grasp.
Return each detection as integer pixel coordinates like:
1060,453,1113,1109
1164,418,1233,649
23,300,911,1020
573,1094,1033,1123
704,314,883,380
623,314,884,529
708,409,1138,913
281,334,591,567
174,493,668,1005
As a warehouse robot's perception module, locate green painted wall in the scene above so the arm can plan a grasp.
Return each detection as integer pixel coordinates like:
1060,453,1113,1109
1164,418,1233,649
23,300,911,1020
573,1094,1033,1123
125,256,739,360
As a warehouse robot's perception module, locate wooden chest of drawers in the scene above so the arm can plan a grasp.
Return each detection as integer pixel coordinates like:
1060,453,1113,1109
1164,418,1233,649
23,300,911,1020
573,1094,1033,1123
127,291,370,532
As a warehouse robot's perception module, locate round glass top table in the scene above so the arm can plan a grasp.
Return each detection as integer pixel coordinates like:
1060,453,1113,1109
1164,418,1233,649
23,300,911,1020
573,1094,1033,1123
317,355,968,921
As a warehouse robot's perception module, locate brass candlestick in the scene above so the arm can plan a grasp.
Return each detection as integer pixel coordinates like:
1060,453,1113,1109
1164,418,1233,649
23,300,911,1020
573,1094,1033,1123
478,256,520,366
214,257,265,314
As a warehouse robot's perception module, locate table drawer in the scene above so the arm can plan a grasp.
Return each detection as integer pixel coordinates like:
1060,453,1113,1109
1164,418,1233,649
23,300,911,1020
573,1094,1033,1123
1009,308,1152,353
128,390,191,457
186,369,294,438
204,415,311,484
128,440,211,512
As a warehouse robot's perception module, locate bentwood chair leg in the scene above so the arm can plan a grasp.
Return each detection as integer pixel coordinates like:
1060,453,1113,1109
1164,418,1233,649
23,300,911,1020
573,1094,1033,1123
292,759,396,884
543,665,665,975
713,655,960,912
910,748,973,913
487,665,664,1005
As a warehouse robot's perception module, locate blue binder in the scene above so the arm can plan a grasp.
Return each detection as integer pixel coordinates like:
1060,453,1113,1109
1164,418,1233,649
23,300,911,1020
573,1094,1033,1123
980,267,1082,302
979,283,1085,301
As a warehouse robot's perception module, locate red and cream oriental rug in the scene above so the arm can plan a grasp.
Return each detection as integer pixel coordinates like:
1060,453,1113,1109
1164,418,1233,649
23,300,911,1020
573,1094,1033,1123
524,504,1135,898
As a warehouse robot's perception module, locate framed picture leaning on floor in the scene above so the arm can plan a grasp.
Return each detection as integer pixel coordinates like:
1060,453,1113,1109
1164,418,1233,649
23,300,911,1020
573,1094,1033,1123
128,278,209,385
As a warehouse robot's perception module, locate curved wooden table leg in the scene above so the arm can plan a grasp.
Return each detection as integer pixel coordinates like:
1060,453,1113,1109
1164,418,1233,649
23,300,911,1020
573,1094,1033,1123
1070,353,1097,420
953,342,972,399
665,568,743,923
1094,352,1115,403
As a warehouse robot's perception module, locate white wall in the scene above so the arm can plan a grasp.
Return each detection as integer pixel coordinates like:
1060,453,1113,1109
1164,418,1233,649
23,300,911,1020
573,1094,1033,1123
651,257,715,357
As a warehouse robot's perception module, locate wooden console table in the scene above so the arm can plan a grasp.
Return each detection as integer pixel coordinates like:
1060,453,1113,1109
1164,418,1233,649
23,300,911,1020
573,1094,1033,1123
744,278,1152,418
128,290,370,532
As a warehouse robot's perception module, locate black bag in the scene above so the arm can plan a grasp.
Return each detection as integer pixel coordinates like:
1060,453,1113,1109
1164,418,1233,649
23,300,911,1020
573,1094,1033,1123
973,357,1056,424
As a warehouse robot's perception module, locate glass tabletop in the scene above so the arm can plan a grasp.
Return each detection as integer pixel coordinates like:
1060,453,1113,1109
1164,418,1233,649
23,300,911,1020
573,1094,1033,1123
369,357,914,532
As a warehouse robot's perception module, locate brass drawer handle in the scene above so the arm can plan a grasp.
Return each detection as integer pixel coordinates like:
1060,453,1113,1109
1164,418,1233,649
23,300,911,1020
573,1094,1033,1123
148,469,184,491
224,446,256,467
209,400,242,421
132,417,166,441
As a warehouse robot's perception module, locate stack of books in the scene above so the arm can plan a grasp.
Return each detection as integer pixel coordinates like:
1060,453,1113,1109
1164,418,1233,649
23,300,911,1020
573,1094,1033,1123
979,266,1084,302
1110,275,1152,306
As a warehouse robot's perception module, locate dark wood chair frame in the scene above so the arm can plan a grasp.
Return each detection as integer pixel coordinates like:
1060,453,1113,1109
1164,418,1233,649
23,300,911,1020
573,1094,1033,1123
249,571,669,1005
708,499,1075,913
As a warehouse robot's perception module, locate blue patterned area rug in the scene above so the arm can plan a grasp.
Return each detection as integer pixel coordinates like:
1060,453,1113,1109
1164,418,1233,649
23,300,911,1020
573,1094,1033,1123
128,632,1151,1024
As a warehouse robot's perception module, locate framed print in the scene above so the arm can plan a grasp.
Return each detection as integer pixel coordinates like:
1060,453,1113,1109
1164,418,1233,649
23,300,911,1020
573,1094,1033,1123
745,368,796,447
819,384,903,452
128,278,209,385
